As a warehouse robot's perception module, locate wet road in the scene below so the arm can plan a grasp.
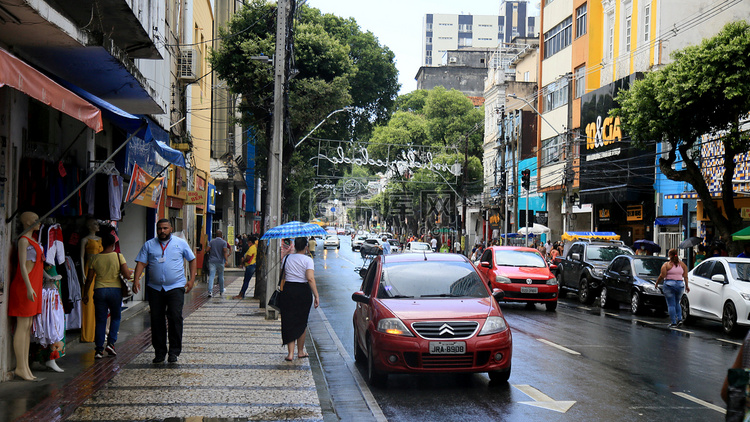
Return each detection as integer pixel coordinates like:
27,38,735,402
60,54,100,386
312,237,735,421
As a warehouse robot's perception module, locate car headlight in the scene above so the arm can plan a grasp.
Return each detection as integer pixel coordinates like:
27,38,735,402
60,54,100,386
495,275,512,284
546,277,558,285
643,284,659,293
741,293,750,301
590,268,604,278
377,318,414,336
479,316,508,336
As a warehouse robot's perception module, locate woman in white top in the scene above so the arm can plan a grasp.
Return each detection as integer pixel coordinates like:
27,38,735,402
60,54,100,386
278,237,320,361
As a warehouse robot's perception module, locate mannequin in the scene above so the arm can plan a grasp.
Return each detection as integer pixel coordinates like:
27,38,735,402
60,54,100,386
79,218,102,343
8,212,44,381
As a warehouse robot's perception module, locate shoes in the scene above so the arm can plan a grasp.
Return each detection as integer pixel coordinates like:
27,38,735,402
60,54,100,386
207,292,213,298
676,320,683,327
95,352,103,359
221,288,226,296
668,323,678,328
233,295,243,299
105,344,117,356
167,354,178,363
153,356,165,364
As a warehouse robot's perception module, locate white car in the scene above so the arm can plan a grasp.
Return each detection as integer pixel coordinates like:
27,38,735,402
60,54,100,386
324,235,340,249
352,235,368,251
387,239,401,253
681,257,750,334
403,241,433,253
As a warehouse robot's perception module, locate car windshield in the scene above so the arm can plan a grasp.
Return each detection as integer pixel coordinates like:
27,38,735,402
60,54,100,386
388,240,399,246
729,263,750,282
586,245,632,261
377,261,488,299
633,258,666,276
326,235,337,240
410,243,430,251
495,250,546,268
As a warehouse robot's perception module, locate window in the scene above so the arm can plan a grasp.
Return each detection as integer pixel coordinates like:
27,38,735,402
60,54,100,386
543,78,569,112
439,22,453,26
624,15,632,52
426,23,433,32
459,37,473,47
576,4,587,38
426,37,432,44
458,24,472,32
543,16,573,59
524,71,530,82
542,135,564,166
643,5,651,42
608,15,615,60
574,66,586,98
438,36,453,40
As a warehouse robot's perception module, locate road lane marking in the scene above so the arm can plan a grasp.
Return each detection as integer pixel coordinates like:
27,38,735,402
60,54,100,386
717,338,743,346
673,392,725,414
537,339,581,355
604,312,619,317
514,384,576,413
633,319,657,325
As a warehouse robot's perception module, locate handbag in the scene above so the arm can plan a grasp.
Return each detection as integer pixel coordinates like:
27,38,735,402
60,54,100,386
267,256,288,312
727,335,750,422
119,277,131,298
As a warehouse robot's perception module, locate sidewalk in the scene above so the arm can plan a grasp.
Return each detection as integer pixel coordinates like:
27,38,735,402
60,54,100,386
3,270,327,421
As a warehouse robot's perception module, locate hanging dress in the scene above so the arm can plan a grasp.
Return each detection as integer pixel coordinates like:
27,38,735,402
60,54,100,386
80,237,103,343
8,236,45,317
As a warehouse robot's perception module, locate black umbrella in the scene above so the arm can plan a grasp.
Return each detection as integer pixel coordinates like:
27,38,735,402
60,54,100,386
633,239,661,253
678,237,702,249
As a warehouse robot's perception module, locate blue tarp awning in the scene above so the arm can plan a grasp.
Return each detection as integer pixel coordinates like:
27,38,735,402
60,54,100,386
655,217,681,226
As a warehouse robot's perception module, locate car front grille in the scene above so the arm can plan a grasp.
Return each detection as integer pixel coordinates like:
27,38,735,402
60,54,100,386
403,351,491,369
510,278,550,285
411,321,479,339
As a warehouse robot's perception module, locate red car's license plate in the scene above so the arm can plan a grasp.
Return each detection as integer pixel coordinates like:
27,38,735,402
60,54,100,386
520,287,538,293
429,341,466,354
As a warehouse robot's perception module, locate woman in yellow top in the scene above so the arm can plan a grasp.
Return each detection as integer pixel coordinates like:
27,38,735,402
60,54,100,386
80,218,103,342
234,236,258,299
83,234,132,359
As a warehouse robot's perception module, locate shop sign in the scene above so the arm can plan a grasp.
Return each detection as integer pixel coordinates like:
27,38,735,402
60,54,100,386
697,197,750,221
186,190,206,205
167,164,187,199
207,183,216,214
125,163,165,209
166,196,184,209
627,205,643,221
599,208,611,222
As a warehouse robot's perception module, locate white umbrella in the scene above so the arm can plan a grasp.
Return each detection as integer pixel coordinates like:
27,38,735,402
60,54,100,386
517,223,551,236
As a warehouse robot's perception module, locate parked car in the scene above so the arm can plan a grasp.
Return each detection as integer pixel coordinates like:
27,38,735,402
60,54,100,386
557,239,634,304
600,255,668,314
476,246,558,311
352,235,368,251
324,235,340,249
681,257,750,335
403,241,433,253
352,253,512,385
387,239,401,253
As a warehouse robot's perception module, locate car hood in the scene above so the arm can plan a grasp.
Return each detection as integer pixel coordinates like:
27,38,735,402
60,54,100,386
495,265,553,279
381,297,495,320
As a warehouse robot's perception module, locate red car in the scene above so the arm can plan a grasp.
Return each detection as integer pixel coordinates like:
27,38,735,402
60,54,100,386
352,253,512,386
476,246,559,311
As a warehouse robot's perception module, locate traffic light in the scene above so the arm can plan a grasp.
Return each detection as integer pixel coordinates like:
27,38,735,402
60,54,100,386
521,169,531,191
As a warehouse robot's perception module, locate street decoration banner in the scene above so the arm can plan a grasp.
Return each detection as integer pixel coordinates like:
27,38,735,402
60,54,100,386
125,163,165,208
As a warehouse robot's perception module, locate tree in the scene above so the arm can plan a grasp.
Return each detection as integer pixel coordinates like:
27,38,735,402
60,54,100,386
612,21,750,253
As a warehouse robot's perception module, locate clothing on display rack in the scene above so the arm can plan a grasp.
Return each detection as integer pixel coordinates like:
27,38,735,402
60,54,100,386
64,256,82,330
85,170,123,221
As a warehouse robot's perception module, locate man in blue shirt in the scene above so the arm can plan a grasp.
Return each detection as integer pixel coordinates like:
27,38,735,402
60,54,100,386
380,236,391,255
133,219,196,364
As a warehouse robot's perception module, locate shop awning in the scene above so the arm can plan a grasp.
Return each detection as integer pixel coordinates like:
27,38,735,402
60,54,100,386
561,232,621,241
0,47,102,132
655,217,681,226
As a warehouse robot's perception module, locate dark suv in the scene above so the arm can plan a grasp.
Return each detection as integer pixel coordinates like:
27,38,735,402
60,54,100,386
557,240,634,304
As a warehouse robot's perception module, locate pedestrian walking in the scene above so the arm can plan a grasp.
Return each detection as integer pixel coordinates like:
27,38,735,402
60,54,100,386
430,237,437,252
83,234,132,359
133,219,196,364
205,230,229,297
307,236,317,258
655,248,690,328
279,237,320,361
380,236,391,255
454,239,461,255
234,236,258,299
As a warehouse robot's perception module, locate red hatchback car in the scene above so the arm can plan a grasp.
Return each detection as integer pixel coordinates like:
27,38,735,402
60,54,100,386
476,246,559,311
352,253,512,386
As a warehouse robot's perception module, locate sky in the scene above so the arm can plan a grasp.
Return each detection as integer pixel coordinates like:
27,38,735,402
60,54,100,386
307,0,539,95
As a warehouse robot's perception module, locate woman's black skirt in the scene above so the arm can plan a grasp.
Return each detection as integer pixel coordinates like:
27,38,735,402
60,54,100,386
279,282,312,345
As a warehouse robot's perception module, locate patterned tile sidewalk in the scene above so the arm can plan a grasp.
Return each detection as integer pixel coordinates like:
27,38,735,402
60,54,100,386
15,273,323,421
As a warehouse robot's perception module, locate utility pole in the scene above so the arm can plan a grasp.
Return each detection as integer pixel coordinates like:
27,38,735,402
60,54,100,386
265,0,288,319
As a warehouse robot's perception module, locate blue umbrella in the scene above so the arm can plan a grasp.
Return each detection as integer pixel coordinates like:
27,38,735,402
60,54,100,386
261,221,327,240
633,239,661,253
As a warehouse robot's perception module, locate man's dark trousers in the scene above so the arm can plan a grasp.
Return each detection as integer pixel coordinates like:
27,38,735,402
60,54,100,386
147,286,185,359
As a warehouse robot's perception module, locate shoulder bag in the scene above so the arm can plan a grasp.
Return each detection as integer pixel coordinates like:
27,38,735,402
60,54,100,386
726,334,750,421
267,255,288,312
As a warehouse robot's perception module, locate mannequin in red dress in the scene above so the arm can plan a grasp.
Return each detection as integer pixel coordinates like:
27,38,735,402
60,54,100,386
8,212,44,381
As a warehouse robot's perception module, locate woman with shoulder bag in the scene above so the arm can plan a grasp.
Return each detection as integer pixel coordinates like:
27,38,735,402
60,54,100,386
83,234,132,359
279,237,320,361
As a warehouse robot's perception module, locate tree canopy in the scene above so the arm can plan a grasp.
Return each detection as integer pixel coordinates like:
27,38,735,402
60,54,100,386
612,20,750,251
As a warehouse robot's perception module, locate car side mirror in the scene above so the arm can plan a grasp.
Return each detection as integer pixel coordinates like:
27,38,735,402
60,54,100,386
711,274,727,284
480,261,491,268
571,253,581,261
492,288,505,301
352,291,370,304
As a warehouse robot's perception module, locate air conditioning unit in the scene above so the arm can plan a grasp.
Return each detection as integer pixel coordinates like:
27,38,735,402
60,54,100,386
178,48,202,81
449,56,457,63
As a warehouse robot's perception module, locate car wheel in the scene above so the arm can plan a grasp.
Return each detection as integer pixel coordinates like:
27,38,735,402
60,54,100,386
353,330,366,364
488,366,511,383
680,295,692,323
600,286,615,309
723,302,739,335
337,245,340,249
631,291,643,315
352,247,355,252
579,278,594,305
367,337,387,386
545,301,558,312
